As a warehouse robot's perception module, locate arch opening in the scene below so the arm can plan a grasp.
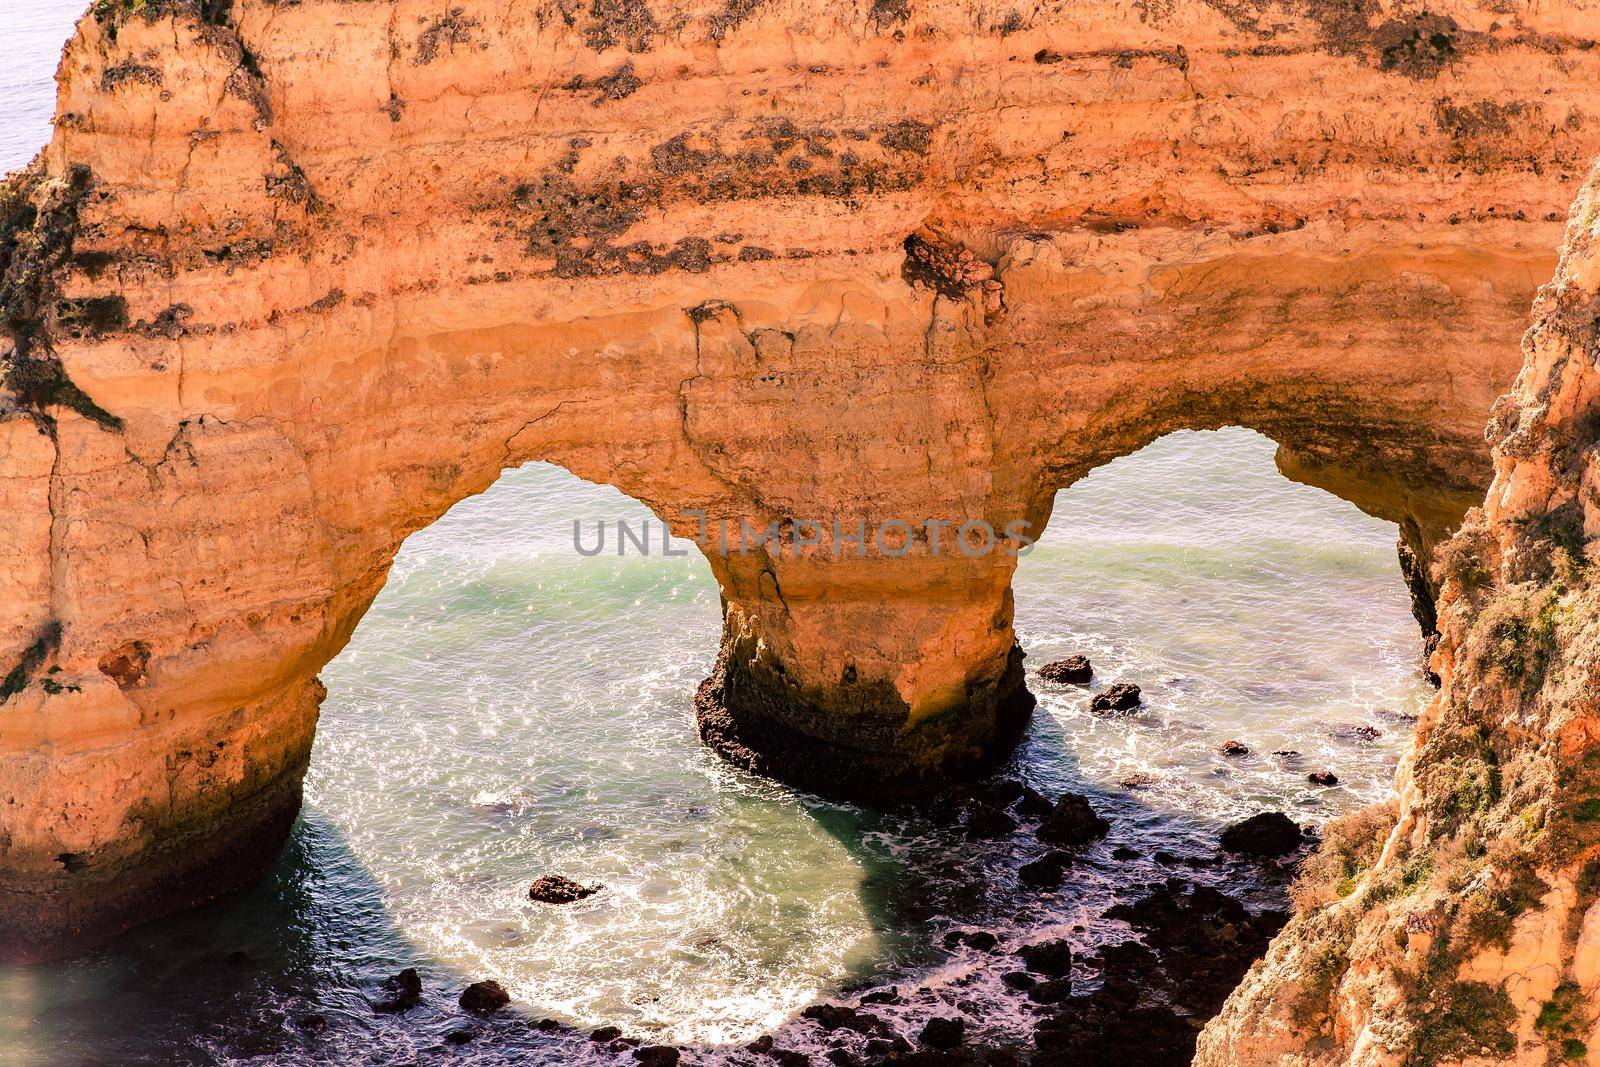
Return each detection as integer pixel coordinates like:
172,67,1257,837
0,429,1439,1060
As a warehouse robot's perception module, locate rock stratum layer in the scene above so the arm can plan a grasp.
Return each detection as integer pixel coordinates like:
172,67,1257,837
2,0,1598,961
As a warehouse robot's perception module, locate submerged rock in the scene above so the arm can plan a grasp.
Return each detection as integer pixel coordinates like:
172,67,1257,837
1219,739,1250,757
1307,770,1339,786
1090,683,1142,713
964,802,1019,838
373,967,423,1014
1019,850,1074,888
1219,812,1303,856
528,875,602,904
1038,656,1093,684
1019,938,1074,976
591,1026,623,1042
634,1046,680,1065
459,979,510,1013
1037,793,1110,846
919,1015,967,1049
1016,785,1053,820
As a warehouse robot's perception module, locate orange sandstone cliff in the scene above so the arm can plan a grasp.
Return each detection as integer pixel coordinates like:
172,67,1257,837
1197,161,1600,1067
1,0,1598,979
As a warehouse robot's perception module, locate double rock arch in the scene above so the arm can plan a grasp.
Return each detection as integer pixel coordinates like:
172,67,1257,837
0,0,1594,959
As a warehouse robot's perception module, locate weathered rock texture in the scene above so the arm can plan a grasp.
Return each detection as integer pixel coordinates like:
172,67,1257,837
2,0,1598,956
1197,163,1600,1066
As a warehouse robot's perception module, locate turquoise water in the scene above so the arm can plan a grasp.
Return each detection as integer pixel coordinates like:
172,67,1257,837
0,7,1430,1063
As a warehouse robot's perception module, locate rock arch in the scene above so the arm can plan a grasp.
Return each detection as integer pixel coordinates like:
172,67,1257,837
1,0,1596,958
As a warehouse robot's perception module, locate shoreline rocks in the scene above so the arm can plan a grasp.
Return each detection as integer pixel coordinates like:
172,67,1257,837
528,875,602,904
1038,656,1093,684
1219,812,1304,857
1090,683,1142,714
459,979,510,1014
1038,793,1110,846
372,968,422,1014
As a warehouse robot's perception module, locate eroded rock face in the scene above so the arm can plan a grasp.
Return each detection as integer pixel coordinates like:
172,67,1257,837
1197,163,1600,1067
2,0,1597,955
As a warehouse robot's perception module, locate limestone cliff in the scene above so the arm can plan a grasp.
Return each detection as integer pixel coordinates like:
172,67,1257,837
2,0,1598,957
1197,163,1600,1066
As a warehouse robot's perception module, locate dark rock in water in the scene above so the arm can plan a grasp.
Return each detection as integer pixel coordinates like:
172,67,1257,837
1027,977,1073,1004
1037,793,1110,846
1307,770,1339,786
1111,845,1140,861
634,1046,680,1066
1002,969,1036,990
459,979,510,1014
1153,850,1180,865
1332,723,1382,743
772,1051,811,1067
1090,683,1141,713
528,874,602,904
444,1027,476,1046
1035,1002,1194,1065
296,1013,327,1033
840,1010,893,1039
1219,739,1250,757
858,986,901,1005
919,1015,967,1050
802,1003,861,1031
535,1018,565,1032
1273,749,1301,760
591,1026,623,1042
944,929,997,952
865,1036,914,1058
1038,656,1092,684
972,778,1026,808
373,968,422,1014
1219,812,1303,856
746,1035,774,1054
1034,881,1290,1065
1016,785,1053,820
964,802,1018,838
1019,938,1074,976
1019,850,1073,888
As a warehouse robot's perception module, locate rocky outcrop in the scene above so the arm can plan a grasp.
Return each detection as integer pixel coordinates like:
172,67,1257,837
1197,161,1600,1066
3,0,1599,955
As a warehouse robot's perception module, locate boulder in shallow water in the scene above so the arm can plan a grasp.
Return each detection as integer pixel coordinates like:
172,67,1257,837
1019,938,1074,976
591,1026,623,1042
919,1016,967,1050
634,1046,680,1066
528,875,602,904
1038,656,1093,684
459,979,510,1013
1016,785,1053,820
1038,793,1110,846
373,968,422,1014
1219,812,1303,856
964,802,1018,838
1090,683,1141,713
1307,770,1339,786
1019,850,1074,888
1219,739,1250,757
